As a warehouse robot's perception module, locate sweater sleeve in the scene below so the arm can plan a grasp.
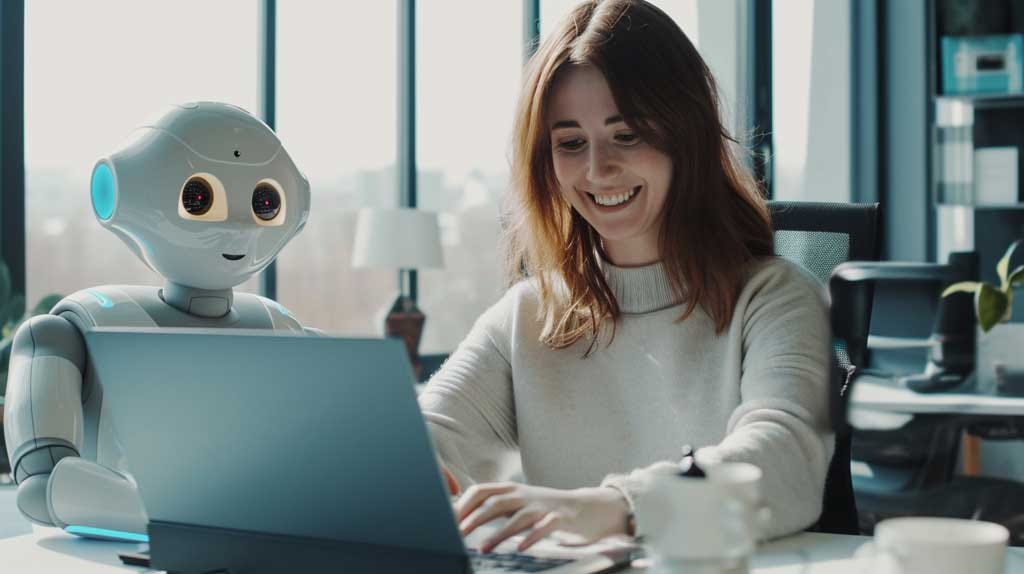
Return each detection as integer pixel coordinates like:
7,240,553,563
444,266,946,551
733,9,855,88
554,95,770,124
601,260,834,540
417,286,521,490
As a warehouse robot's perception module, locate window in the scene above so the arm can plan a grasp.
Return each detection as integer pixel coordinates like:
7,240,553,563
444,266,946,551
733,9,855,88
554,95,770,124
416,1,523,353
542,0,749,155
26,0,260,305
542,1,699,49
772,0,851,201
274,2,399,334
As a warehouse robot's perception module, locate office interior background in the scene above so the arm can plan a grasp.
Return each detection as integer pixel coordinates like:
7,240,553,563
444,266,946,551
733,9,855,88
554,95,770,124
1,0,1022,539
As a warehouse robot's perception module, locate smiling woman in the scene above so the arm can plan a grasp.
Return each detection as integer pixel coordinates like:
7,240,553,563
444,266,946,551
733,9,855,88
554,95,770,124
418,0,833,555
546,65,674,268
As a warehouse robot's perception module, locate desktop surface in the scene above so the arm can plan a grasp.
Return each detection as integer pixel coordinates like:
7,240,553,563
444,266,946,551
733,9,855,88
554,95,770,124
6,526,1024,573
850,372,1024,416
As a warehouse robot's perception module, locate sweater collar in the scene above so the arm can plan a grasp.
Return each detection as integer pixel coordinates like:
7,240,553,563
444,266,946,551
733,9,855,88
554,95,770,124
602,260,681,314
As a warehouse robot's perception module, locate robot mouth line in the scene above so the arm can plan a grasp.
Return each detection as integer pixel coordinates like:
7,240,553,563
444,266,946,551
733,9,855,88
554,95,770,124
222,253,245,261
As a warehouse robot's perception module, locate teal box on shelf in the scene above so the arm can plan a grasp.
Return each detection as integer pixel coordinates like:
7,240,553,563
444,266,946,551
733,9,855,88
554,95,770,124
941,34,1024,95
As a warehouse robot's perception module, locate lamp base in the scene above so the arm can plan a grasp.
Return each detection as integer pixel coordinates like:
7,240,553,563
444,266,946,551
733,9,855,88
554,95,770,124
385,295,425,381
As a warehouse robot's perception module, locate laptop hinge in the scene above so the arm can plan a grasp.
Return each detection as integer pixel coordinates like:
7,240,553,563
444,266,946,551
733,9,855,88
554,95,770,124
147,520,471,574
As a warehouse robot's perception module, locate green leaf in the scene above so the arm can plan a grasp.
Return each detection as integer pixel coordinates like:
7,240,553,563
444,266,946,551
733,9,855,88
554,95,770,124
1010,265,1024,289
976,283,1010,333
942,281,983,297
30,294,61,316
998,240,1023,289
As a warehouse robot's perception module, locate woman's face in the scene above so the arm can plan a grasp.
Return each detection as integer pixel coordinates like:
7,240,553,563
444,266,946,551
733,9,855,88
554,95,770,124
547,65,673,267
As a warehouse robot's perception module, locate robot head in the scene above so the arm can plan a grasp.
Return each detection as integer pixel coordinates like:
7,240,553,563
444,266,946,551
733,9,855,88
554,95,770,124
90,102,310,290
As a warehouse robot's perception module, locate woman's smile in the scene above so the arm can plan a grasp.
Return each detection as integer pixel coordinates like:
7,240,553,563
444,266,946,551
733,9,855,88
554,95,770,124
583,185,643,210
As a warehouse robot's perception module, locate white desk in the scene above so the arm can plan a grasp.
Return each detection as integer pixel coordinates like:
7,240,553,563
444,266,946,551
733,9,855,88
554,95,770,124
849,373,1024,416
4,528,1024,573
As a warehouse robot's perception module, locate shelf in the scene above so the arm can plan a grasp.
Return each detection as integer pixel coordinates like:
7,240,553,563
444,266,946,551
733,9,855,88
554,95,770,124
936,93,1024,110
935,203,1024,210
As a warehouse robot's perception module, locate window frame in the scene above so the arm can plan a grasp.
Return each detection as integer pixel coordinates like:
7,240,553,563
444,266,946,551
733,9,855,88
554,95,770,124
9,0,764,341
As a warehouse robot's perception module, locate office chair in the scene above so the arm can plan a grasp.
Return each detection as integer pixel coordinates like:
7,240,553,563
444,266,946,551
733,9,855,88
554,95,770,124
768,200,882,535
830,253,1024,543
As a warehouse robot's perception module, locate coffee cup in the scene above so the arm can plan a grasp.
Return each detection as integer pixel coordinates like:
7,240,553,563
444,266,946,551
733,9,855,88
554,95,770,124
855,517,1008,574
704,462,771,541
635,468,761,567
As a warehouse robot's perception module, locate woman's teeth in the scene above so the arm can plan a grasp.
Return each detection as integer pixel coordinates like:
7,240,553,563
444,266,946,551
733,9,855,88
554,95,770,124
591,187,639,207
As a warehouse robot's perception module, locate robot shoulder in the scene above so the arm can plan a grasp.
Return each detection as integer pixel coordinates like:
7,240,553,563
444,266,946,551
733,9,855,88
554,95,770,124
233,292,306,333
10,313,86,369
50,286,160,329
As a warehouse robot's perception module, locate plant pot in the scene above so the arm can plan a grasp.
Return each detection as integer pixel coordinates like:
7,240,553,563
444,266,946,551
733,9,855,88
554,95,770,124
977,322,1024,395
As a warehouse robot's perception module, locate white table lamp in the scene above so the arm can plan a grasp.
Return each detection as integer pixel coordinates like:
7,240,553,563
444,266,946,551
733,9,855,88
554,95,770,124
352,207,444,377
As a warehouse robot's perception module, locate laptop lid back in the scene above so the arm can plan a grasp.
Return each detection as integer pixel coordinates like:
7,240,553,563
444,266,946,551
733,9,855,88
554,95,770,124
85,327,464,556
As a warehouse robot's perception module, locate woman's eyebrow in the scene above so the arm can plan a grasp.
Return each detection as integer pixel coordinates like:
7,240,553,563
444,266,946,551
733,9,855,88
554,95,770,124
551,120,580,130
550,115,625,131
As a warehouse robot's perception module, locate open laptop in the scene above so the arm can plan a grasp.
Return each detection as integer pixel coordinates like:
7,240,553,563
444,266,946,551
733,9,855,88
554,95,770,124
86,327,631,574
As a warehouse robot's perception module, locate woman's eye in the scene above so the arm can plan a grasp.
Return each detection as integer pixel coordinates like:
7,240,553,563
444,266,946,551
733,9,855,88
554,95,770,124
557,138,586,151
615,132,641,145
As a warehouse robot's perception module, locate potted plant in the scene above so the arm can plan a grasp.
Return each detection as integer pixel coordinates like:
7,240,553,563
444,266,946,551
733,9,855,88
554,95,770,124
943,239,1024,393
0,261,61,479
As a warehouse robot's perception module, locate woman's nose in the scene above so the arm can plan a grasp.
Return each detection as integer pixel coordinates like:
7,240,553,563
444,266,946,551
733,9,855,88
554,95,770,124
587,142,623,183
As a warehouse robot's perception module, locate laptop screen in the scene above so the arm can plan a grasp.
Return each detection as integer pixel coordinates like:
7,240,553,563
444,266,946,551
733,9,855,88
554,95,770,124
86,327,464,556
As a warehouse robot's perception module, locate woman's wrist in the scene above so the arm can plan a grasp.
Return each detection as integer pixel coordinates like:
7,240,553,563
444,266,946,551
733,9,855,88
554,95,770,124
583,486,633,537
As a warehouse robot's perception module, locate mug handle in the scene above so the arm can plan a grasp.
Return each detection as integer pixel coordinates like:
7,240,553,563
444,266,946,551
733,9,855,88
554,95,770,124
753,506,772,540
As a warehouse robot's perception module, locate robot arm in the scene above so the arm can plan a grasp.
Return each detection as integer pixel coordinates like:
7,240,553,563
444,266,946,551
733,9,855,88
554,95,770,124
47,457,147,535
3,315,145,534
4,314,86,525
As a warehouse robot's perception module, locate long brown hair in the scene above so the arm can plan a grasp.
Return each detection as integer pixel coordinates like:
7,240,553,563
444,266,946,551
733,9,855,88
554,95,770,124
506,0,773,352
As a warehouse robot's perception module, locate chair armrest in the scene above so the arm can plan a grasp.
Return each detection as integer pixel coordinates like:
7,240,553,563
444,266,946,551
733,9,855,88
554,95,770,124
831,261,965,284
828,253,977,365
826,253,978,432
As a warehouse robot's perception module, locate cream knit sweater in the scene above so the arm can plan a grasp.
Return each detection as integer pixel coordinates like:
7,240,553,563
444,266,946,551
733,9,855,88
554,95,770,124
418,257,833,539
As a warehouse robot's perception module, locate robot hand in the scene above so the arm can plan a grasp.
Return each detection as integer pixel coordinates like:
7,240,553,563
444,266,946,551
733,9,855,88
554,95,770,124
47,457,148,538
12,456,147,539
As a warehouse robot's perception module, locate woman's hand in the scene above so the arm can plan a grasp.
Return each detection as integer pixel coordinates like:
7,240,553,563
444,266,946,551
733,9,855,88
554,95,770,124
441,465,461,496
455,483,630,553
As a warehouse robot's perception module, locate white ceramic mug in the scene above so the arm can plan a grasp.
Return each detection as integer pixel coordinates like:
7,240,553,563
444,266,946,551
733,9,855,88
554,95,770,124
635,470,760,563
855,517,1009,574
704,462,771,541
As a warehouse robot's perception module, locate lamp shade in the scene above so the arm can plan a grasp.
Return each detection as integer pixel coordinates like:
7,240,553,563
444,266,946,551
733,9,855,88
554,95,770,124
351,208,444,269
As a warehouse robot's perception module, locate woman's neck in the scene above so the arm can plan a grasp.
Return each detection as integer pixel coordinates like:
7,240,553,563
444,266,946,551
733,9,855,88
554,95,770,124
602,236,660,267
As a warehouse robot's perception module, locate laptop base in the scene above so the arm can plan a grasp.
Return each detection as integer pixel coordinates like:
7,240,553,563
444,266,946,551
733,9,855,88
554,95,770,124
147,520,471,574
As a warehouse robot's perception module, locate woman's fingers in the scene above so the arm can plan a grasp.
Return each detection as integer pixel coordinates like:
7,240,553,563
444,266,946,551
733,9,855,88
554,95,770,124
454,482,517,522
459,493,523,537
479,507,546,553
441,466,460,496
517,512,563,552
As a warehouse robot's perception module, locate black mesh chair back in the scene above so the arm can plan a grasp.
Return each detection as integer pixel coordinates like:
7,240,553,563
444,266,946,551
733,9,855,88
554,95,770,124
768,200,882,534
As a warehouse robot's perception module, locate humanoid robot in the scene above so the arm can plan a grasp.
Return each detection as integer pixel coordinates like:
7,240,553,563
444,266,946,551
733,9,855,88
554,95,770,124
3,102,313,539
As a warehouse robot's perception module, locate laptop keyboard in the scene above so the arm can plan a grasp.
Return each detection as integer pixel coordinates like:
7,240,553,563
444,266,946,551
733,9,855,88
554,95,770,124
467,549,575,573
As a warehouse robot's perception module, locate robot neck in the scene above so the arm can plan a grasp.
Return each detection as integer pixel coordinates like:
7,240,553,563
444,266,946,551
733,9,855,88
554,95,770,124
161,282,234,318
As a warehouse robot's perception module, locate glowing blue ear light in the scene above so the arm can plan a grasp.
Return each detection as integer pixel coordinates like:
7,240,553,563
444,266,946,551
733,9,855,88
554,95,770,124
65,525,149,543
91,163,116,220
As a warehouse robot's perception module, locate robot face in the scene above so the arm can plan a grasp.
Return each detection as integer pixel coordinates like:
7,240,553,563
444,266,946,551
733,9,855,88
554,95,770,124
91,102,310,290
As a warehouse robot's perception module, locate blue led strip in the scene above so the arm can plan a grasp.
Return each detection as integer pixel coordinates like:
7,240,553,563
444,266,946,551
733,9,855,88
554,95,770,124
84,289,114,308
65,525,149,543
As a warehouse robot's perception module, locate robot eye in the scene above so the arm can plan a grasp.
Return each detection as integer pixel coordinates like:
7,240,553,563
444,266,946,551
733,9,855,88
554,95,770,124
252,183,281,221
181,178,214,216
